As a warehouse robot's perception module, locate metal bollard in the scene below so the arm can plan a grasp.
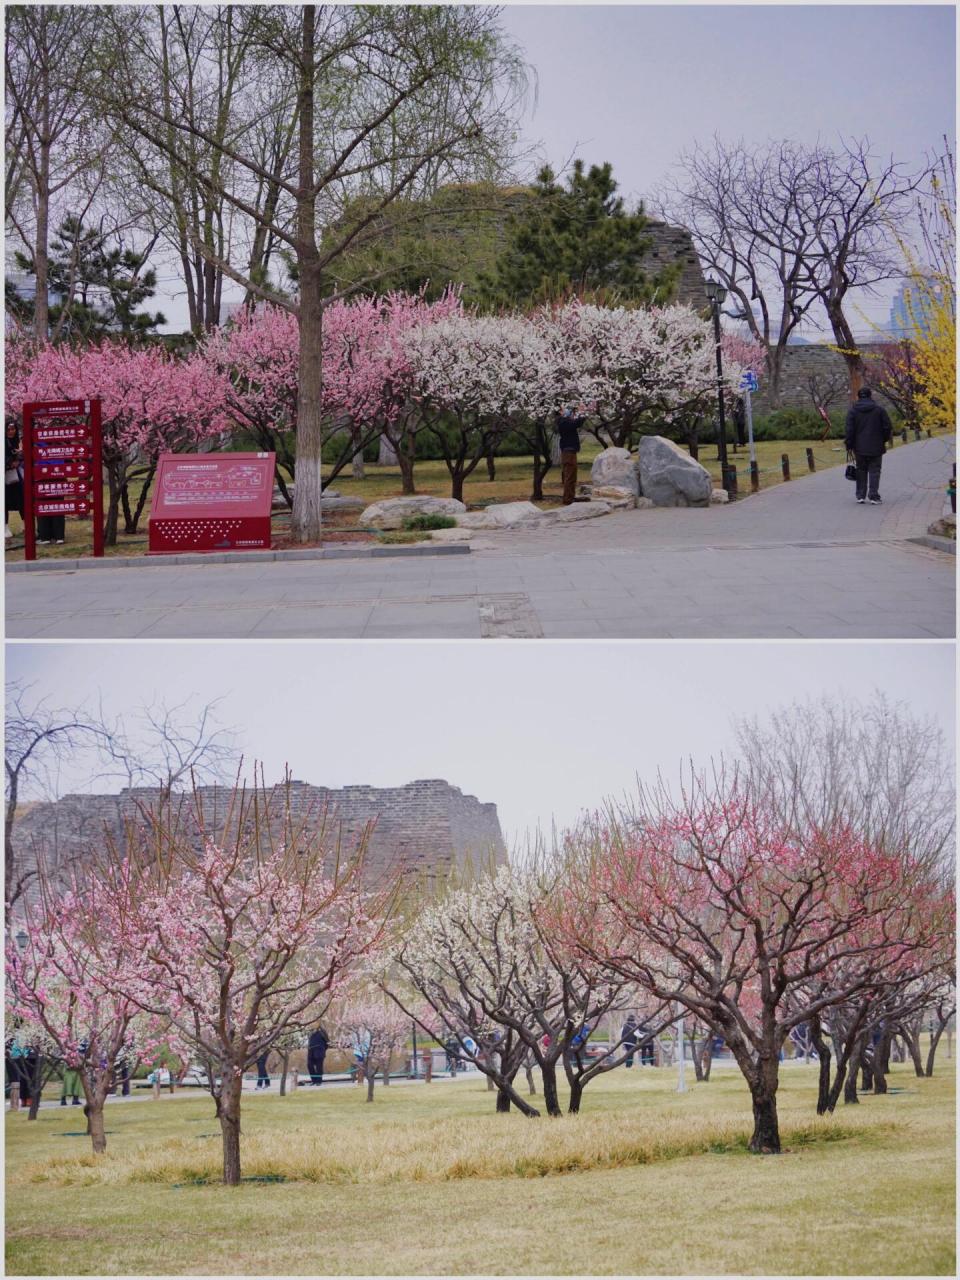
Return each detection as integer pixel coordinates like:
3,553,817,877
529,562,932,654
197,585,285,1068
9,1083,20,1111
913,426,922,441
723,464,738,499
901,428,908,443
806,448,815,472
781,454,791,481
750,461,759,493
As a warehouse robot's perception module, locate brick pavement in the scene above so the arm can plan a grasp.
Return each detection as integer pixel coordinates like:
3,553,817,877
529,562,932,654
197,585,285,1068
6,437,954,640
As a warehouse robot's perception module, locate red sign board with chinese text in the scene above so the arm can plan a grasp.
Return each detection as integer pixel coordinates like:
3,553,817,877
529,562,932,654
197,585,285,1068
148,452,275,554
21,399,104,560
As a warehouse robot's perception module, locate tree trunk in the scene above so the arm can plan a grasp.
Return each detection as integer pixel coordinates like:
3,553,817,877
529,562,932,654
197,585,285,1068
104,464,122,548
378,434,398,465
34,135,51,339
366,1070,375,1102
495,1088,511,1113
748,1081,781,1154
540,1062,563,1118
902,1030,925,1078
290,7,323,544
84,1088,108,1156
827,304,866,397
567,1077,584,1115
351,444,365,479
701,1039,713,1082
450,468,465,503
397,449,416,495
525,1063,536,1095
279,1052,289,1097
485,450,495,481
809,1016,832,1115
217,1069,243,1186
926,1022,948,1077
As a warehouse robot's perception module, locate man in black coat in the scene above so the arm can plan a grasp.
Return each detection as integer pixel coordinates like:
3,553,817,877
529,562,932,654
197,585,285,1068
307,1026,328,1085
845,386,893,504
555,405,586,505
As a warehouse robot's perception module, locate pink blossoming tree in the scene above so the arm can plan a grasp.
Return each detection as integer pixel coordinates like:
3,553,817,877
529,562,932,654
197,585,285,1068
559,769,951,1153
118,777,394,1184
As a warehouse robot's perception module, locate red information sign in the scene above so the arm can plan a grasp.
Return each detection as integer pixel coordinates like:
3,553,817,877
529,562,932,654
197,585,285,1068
22,399,104,560
148,452,275,554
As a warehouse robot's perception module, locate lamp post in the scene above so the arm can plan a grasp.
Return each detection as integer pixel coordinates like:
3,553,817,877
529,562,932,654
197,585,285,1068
705,279,732,496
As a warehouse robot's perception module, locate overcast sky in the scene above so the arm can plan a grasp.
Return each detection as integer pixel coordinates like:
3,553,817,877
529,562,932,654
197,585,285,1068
146,2,955,336
8,641,954,849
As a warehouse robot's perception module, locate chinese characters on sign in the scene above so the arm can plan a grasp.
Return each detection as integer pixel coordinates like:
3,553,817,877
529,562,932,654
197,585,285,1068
22,399,104,561
148,453,275,554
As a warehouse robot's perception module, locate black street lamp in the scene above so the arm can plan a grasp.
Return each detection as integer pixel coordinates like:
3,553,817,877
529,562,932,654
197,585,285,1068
704,279,732,496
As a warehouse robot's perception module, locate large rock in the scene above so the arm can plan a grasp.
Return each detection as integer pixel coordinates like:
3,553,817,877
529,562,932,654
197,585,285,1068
549,500,612,523
360,496,466,530
456,501,545,530
637,436,712,507
591,447,640,496
591,485,637,509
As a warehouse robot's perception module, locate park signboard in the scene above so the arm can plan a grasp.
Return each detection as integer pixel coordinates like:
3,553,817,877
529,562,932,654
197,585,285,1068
148,452,275,554
21,399,104,560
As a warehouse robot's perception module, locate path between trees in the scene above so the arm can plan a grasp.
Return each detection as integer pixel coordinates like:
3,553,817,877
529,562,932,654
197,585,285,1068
6,438,954,639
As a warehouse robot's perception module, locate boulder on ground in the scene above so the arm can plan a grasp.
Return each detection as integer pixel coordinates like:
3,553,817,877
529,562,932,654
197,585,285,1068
550,500,612,523
591,485,637,509
637,436,712,507
591,447,640,495
710,488,729,504
360,496,466,529
456,501,545,530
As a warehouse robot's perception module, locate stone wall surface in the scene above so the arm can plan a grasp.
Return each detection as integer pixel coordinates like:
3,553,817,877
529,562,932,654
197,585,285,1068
750,343,892,415
12,779,507,899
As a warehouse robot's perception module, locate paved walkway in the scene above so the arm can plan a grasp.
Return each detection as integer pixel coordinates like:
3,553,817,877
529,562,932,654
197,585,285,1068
6,437,954,639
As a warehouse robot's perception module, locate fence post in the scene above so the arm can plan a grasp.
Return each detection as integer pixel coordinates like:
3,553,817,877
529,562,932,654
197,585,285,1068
806,448,815,472
901,428,908,443
724,465,738,499
9,1083,20,1111
781,454,791,482
750,461,759,492
913,426,922,441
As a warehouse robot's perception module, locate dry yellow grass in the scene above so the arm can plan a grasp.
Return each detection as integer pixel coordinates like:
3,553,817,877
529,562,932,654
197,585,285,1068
5,1062,955,1275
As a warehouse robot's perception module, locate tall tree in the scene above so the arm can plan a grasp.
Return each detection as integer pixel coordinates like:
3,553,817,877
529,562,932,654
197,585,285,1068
484,160,679,309
5,6,107,338
93,4,527,541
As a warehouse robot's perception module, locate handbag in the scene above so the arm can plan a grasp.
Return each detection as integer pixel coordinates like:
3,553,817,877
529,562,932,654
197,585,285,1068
845,463,857,481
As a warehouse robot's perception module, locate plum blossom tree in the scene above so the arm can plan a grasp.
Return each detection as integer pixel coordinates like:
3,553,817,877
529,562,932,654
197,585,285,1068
10,340,230,544
560,769,952,1154
5,850,166,1154
389,864,661,1117
539,302,746,451
332,994,409,1102
116,778,393,1185
403,312,554,501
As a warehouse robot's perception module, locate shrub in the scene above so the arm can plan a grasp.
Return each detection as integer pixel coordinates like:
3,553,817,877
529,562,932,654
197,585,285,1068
401,514,458,531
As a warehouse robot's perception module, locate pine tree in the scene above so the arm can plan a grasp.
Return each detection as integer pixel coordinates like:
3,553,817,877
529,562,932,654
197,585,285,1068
482,160,680,309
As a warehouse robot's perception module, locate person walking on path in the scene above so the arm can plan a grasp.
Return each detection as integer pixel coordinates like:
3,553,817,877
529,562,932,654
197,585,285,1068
255,1053,271,1089
845,386,893,505
307,1026,328,1085
555,404,586,505
61,1064,82,1106
620,1014,639,1068
5,421,23,540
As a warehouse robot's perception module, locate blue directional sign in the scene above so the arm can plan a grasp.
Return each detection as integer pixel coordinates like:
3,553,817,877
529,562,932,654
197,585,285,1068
739,370,759,393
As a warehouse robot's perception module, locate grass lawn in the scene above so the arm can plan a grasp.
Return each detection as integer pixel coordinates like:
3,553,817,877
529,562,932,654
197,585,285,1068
5,1059,954,1275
